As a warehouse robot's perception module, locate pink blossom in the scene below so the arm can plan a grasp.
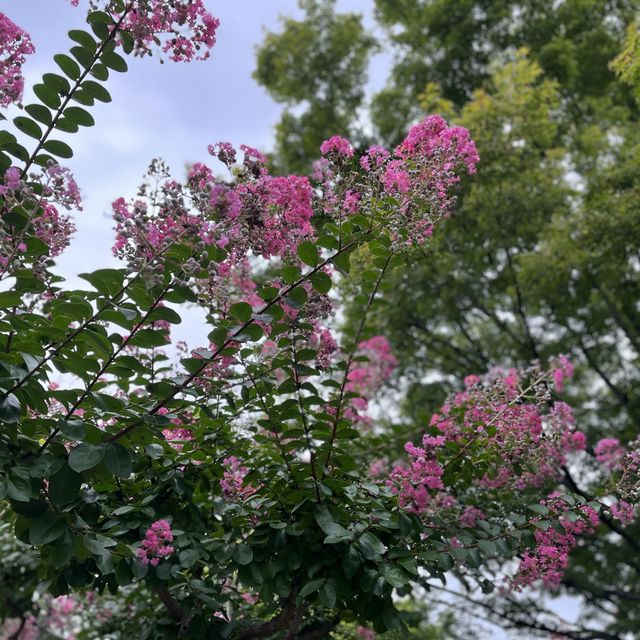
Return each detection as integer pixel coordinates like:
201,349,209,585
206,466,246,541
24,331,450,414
594,438,625,470
551,355,574,393
320,135,354,158
136,519,174,566
209,141,237,166
343,189,361,215
44,163,82,210
359,145,390,171
33,202,76,257
116,1,220,63
1,166,21,194
396,115,479,174
463,374,481,388
220,456,256,501
503,368,518,389
0,13,35,107
382,159,410,194
459,506,486,528
610,500,634,524
514,502,599,589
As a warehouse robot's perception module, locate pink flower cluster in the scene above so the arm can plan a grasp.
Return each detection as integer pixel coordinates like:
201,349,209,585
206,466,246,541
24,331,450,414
32,202,76,258
387,365,588,537
551,354,574,393
42,163,83,210
318,115,478,249
220,456,256,501
515,501,599,589
0,163,80,272
320,135,354,159
391,441,445,513
136,519,174,566
396,115,479,173
241,174,315,259
309,324,339,368
610,500,634,524
113,150,317,275
345,336,397,423
0,12,35,107
117,0,220,62
594,438,625,470
159,406,194,452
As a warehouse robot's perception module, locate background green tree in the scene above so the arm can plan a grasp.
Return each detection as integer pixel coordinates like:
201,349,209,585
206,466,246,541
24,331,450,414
254,0,377,174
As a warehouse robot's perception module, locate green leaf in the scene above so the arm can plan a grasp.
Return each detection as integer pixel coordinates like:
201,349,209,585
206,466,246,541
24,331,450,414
119,31,135,55
281,265,301,284
64,106,95,127
24,104,52,126
68,443,105,472
59,419,86,441
232,544,253,566
33,153,57,167
179,548,200,568
70,45,94,69
299,578,324,598
0,291,22,308
89,64,109,82
79,268,124,296
310,272,332,294
48,464,81,508
42,72,70,95
383,567,408,588
33,83,61,109
115,560,133,586
332,251,351,275
258,286,279,301
68,29,97,52
229,302,252,323
29,512,67,545
358,532,386,560
147,306,182,325
43,140,73,159
13,116,42,139
319,581,337,607
127,329,169,348
55,118,79,134
54,53,81,80
7,476,31,502
236,323,264,342
314,505,334,529
71,90,95,106
144,443,164,459
87,10,114,26
528,504,550,516
297,240,319,267
2,141,29,161
103,443,132,478
0,393,22,423
478,539,497,556
84,536,106,555
101,51,128,72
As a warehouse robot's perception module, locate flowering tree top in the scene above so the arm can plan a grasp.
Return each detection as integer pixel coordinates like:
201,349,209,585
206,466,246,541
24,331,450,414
0,2,636,639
